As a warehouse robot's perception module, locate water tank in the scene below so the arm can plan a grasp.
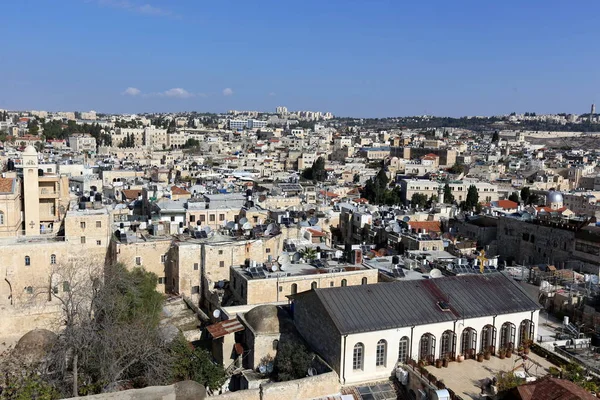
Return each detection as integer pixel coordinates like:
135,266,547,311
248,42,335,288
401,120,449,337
78,202,86,210
6,159,14,171
94,193,102,202
392,255,400,264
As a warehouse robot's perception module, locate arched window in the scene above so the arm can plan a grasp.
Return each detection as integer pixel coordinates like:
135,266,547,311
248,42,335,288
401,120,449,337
311,281,317,290
50,254,56,265
461,328,477,359
353,343,364,370
25,256,30,266
440,330,455,360
291,283,297,295
398,337,410,363
419,333,436,364
519,320,534,347
0,211,4,225
376,340,387,367
361,277,368,285
500,322,516,350
481,325,497,353
341,279,347,287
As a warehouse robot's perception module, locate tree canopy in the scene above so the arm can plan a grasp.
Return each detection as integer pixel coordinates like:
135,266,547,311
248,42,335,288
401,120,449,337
301,157,327,182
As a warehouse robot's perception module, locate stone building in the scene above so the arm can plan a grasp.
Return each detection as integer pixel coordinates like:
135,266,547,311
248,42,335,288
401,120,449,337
291,274,539,385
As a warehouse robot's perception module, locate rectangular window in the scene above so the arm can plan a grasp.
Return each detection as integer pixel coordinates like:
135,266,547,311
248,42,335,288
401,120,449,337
190,215,196,222
218,250,223,255
135,256,142,265
353,345,363,370
200,215,206,222
96,240,101,246
278,286,283,292
80,236,86,244
25,286,33,294
161,255,166,263
219,261,225,268
219,214,225,221
158,277,165,284
209,215,215,222
96,221,102,228
80,222,86,229
192,286,200,294
266,248,271,253
193,263,199,270
170,216,175,222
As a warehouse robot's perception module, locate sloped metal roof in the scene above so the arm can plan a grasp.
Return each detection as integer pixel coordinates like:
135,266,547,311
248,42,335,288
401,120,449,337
297,273,540,335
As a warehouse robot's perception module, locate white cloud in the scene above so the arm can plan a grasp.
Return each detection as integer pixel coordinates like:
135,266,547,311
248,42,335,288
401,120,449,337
268,92,276,97
222,88,234,96
164,88,194,98
94,0,179,18
122,87,141,96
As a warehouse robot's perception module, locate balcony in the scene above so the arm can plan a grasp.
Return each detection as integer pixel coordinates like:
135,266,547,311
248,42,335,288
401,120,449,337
40,188,59,198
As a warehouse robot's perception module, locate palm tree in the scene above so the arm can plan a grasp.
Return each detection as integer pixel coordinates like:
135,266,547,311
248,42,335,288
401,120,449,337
299,247,318,262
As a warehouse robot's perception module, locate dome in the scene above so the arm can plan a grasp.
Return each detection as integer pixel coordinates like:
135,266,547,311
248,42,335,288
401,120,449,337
244,305,292,335
14,329,57,363
547,191,564,204
23,145,37,155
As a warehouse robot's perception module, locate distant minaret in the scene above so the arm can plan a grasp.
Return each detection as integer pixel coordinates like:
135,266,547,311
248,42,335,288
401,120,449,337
591,104,596,122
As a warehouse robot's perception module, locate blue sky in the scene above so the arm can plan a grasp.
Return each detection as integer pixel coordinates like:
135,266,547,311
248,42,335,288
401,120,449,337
1,0,600,117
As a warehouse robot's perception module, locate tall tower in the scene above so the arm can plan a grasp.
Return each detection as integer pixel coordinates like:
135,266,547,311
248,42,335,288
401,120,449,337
591,104,596,122
22,145,40,236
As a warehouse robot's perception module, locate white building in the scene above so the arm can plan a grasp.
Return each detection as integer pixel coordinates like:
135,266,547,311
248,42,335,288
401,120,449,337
68,134,96,153
398,179,499,204
292,273,539,385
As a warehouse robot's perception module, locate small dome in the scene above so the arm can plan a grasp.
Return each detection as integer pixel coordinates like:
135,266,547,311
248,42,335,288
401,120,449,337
23,145,37,155
244,305,292,335
14,329,57,363
547,191,564,204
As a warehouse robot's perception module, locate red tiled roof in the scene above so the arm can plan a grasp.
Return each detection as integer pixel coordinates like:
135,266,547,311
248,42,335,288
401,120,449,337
408,221,441,233
516,376,596,400
206,319,245,339
355,198,369,204
320,190,339,198
0,178,15,193
307,228,326,237
122,189,141,200
497,200,518,210
171,186,190,195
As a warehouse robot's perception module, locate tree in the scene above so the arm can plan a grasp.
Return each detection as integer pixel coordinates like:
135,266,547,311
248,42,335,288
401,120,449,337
353,173,360,184
299,247,318,262
463,185,479,210
43,261,172,397
411,193,428,208
495,371,525,392
443,183,454,204
273,341,314,382
508,192,519,203
520,187,531,204
492,130,499,142
183,138,200,149
311,157,327,182
169,335,226,391
448,163,465,174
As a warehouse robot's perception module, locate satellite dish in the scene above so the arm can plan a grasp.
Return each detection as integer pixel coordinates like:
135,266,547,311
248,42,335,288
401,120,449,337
392,224,402,233
212,309,221,319
264,223,274,236
271,265,278,272
309,216,318,226
403,216,410,222
242,222,253,230
307,367,317,376
226,221,236,230
239,217,248,225
258,365,267,374
280,264,288,271
202,226,212,234
430,268,443,278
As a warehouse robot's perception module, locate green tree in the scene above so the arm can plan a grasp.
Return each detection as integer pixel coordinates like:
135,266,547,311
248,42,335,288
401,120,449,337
353,173,360,184
28,120,40,135
463,185,479,210
312,157,327,182
299,247,318,262
169,335,226,391
495,371,525,392
273,341,314,382
411,193,428,208
443,183,454,204
183,138,200,148
448,163,465,174
508,192,519,203
520,187,531,204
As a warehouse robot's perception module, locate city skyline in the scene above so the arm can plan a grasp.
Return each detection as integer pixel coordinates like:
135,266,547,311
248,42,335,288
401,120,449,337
1,0,600,117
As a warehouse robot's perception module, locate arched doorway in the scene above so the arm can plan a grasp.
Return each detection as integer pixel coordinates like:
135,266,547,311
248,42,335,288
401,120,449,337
419,333,436,365
398,336,410,363
481,324,497,354
440,330,456,360
519,319,535,347
461,328,477,359
500,322,516,351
